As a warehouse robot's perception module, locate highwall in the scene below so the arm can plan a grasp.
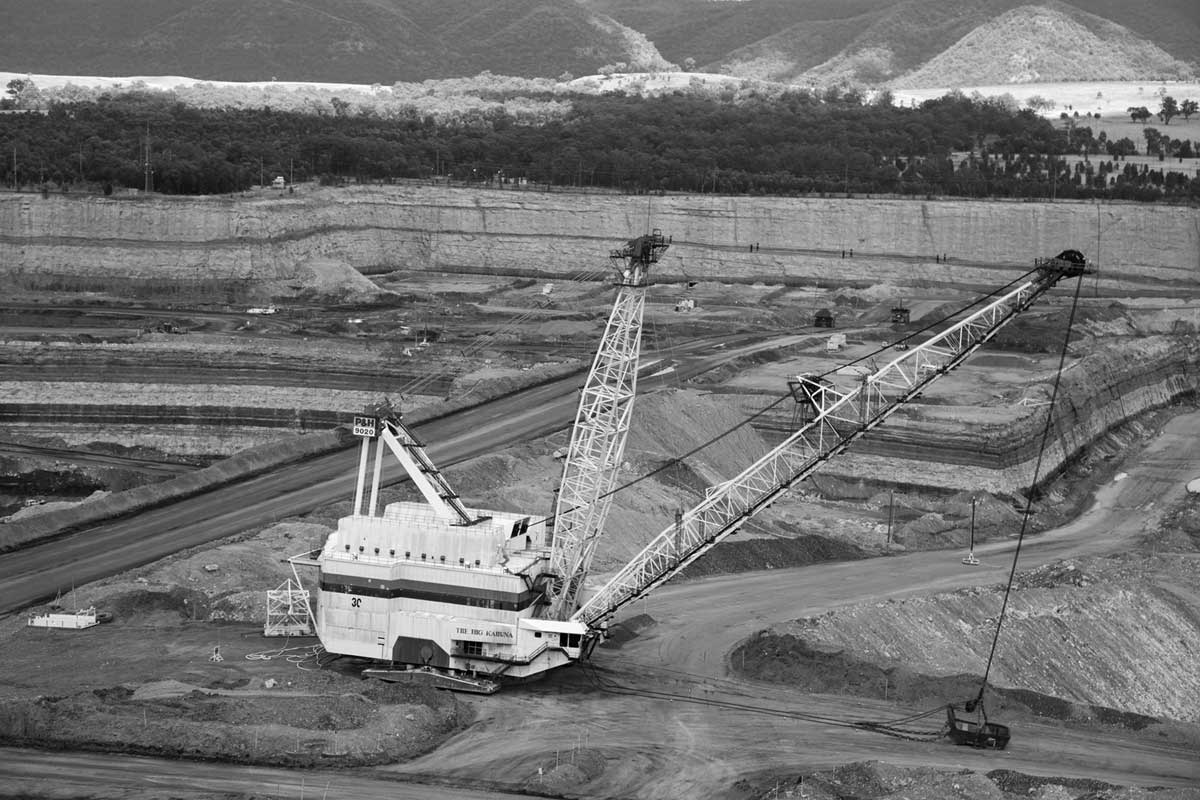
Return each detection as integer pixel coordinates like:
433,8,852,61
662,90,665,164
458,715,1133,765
780,335,1200,495
1,187,1196,292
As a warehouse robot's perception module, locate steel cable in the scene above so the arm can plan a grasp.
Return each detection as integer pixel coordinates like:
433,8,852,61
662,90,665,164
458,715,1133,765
974,270,1087,707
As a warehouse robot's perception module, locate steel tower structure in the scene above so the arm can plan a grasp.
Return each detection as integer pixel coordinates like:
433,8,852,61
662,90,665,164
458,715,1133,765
544,229,670,620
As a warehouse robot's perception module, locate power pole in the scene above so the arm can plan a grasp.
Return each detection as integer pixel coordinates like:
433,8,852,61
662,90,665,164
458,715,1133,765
843,126,849,195
143,125,152,193
885,490,894,551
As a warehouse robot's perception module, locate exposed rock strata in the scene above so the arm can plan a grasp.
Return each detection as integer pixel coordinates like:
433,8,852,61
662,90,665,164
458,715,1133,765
768,556,1200,722
744,335,1200,494
2,188,1196,293
3,187,1196,486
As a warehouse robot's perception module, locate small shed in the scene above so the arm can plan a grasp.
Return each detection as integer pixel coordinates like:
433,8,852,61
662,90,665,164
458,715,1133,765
890,306,911,324
825,333,847,352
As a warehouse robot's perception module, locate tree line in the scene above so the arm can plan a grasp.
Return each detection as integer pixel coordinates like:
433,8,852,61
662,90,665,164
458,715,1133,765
1,86,1197,201
1125,95,1199,126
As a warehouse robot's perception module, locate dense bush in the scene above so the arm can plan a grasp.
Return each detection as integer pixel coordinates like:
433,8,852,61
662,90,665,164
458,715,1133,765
2,89,1196,200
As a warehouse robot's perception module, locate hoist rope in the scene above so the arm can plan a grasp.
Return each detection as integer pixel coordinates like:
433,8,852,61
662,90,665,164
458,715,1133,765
974,270,1087,707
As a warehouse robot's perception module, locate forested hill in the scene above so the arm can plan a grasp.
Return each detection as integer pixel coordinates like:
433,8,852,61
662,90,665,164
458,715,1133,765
0,0,1195,85
590,0,1199,85
2,91,1196,202
0,0,670,84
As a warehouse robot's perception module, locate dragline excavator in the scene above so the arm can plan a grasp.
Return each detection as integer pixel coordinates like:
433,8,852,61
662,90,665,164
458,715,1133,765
291,230,670,693
292,239,1089,694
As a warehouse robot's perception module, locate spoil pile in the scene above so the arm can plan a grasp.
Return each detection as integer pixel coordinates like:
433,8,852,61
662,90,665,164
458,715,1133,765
736,554,1200,725
740,761,1200,800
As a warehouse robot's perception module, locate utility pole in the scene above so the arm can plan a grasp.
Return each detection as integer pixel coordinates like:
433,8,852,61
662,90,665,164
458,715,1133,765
969,496,976,553
842,125,849,195
143,125,152,193
259,156,264,189
885,490,894,551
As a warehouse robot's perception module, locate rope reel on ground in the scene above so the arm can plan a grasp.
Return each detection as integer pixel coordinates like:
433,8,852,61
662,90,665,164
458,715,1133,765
245,642,326,671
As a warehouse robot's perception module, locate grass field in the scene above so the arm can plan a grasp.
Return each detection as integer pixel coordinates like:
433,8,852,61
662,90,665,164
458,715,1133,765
896,80,1200,164
1091,114,1200,145
892,79,1200,117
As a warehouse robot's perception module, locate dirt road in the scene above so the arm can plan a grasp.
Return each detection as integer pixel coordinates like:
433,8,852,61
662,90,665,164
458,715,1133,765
0,747,530,800
386,411,1200,797
0,331,779,615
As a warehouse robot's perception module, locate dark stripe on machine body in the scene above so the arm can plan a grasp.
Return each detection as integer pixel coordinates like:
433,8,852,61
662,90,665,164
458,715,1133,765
320,574,540,611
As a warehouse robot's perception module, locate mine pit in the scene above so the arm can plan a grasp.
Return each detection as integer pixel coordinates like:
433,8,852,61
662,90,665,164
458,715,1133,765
1,185,1198,797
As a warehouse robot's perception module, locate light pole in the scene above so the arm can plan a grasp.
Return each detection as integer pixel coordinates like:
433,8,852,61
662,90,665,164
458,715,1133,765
143,126,153,193
1094,205,1125,296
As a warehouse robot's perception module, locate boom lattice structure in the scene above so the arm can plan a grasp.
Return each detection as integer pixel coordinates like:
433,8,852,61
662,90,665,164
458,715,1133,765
545,230,670,620
572,253,1090,627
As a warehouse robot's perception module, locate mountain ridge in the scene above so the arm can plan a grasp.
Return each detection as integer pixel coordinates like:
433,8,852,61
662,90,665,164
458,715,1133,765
896,4,1194,88
0,0,1195,85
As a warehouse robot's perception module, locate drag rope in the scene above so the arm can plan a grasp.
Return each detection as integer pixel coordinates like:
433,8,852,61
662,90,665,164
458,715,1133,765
579,660,945,742
974,269,1087,708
